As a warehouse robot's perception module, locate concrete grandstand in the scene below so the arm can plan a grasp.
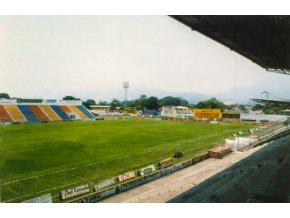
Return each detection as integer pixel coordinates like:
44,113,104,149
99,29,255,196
168,134,290,203
0,98,95,123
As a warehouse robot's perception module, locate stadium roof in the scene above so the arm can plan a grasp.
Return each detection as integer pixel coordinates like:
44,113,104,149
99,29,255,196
170,15,290,75
250,97,290,105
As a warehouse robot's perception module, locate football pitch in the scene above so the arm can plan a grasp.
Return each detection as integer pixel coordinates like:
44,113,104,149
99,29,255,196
0,119,253,202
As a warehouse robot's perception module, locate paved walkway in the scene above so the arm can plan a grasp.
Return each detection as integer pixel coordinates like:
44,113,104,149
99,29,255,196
100,143,267,203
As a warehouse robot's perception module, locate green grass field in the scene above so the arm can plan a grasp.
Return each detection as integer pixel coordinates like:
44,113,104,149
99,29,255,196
0,119,253,202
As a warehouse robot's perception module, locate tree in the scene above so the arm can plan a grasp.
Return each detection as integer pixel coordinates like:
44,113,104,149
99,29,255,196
63,96,80,100
98,101,109,106
139,95,148,109
263,103,287,115
252,104,264,111
0,93,10,99
122,100,135,108
110,99,122,108
194,97,226,111
179,98,189,107
146,96,159,110
82,99,96,109
238,104,248,113
189,103,196,109
159,96,181,106
133,95,148,109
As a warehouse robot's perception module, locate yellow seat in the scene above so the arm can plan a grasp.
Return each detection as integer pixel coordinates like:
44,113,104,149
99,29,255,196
40,105,62,121
4,105,27,122
67,106,87,119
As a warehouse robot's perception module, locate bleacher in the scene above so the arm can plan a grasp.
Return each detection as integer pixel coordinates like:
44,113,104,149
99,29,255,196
39,105,62,122
0,98,95,124
59,105,72,114
0,105,13,122
29,105,50,122
67,105,87,120
18,105,40,123
77,105,96,119
4,105,27,122
50,105,72,121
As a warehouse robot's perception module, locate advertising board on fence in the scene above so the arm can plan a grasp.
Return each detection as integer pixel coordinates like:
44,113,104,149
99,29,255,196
192,156,201,164
61,184,90,200
200,153,209,160
121,177,145,192
118,171,135,182
73,185,121,203
147,171,162,182
95,178,115,191
16,98,43,103
182,159,192,168
173,163,183,171
22,193,52,203
121,171,162,192
139,165,156,176
160,163,186,177
194,109,221,119
72,154,210,203
74,194,100,203
99,187,117,198
158,157,173,168
192,153,209,164
161,166,175,176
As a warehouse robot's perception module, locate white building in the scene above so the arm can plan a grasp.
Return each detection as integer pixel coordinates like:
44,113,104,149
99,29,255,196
161,106,193,118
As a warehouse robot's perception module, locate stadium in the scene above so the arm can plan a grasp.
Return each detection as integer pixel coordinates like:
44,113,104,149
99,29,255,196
0,96,288,203
1,15,290,204
0,97,252,202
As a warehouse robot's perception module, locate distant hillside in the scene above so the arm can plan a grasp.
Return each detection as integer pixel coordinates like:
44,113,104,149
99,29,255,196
80,77,290,104
128,88,212,104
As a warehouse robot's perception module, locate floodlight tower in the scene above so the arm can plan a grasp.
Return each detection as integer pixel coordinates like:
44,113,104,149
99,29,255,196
123,82,129,101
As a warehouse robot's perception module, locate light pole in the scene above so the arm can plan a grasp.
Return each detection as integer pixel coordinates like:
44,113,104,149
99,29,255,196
123,82,129,101
261,91,269,99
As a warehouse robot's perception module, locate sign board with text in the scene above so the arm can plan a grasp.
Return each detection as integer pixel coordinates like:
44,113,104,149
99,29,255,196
194,109,221,119
118,171,135,182
61,184,90,200
158,157,173,168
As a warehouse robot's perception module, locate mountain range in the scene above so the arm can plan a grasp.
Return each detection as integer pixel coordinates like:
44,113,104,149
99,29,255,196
129,77,290,104
80,77,290,105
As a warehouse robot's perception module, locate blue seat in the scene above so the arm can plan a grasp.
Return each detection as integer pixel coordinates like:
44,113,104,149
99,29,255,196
50,105,70,120
17,105,39,123
77,105,95,119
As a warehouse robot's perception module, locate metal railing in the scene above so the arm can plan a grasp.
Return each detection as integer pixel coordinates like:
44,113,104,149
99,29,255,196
235,121,289,151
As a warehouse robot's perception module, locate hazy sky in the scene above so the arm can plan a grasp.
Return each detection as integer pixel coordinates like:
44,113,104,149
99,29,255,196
1,16,290,101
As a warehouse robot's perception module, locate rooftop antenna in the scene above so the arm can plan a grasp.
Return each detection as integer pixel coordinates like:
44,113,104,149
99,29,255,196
123,82,129,102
